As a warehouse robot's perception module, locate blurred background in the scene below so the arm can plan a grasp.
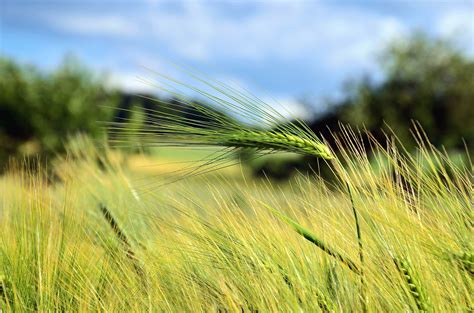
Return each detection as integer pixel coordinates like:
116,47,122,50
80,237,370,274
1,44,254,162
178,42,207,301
1,0,473,177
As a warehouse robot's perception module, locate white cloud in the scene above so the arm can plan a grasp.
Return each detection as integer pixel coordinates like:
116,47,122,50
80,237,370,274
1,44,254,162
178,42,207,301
143,2,407,70
437,9,474,54
106,72,158,94
39,2,408,70
263,96,311,121
325,16,406,69
45,14,139,37
36,1,472,88
438,10,474,36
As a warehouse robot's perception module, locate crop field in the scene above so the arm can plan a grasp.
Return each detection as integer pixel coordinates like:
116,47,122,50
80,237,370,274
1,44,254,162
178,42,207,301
1,128,472,312
1,74,473,312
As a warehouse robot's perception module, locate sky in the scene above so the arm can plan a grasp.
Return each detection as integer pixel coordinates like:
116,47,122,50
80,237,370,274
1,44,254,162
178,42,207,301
1,0,473,111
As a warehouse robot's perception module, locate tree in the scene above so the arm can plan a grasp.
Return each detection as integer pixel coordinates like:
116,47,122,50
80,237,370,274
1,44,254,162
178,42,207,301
0,56,118,167
339,33,474,150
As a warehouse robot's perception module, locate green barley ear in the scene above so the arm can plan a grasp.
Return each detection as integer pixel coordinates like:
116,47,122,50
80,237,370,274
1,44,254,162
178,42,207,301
107,71,334,173
98,204,148,290
222,130,333,159
393,256,431,312
261,202,360,275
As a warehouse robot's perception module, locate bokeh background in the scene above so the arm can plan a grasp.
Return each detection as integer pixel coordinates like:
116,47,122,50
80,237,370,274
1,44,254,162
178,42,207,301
1,0,473,176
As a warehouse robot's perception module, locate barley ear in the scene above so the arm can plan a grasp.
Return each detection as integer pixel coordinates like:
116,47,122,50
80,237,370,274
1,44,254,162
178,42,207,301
393,256,431,312
222,130,334,159
261,202,360,275
98,204,148,290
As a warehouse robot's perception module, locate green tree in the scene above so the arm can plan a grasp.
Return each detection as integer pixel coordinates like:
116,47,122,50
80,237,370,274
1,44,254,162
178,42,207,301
341,33,474,150
0,56,118,166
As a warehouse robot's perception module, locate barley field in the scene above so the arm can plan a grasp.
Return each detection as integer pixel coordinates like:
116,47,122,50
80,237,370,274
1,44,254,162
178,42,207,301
2,1,473,311
1,127,472,312
1,74,473,312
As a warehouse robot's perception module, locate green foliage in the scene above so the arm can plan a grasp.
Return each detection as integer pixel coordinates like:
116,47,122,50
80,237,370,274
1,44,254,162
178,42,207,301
340,33,474,150
0,56,118,166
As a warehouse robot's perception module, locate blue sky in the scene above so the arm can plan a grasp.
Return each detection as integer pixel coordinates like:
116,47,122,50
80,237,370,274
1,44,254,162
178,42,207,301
1,0,473,111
